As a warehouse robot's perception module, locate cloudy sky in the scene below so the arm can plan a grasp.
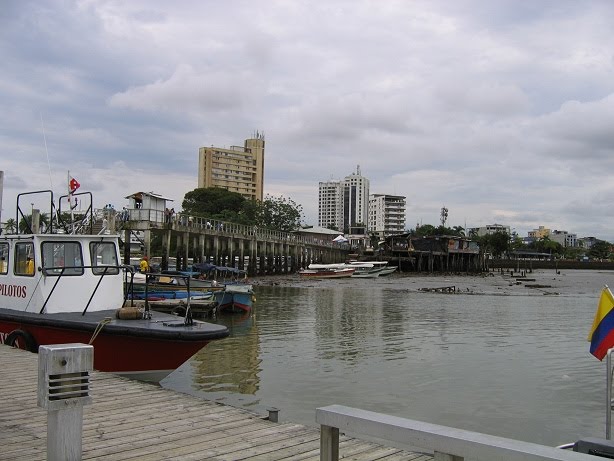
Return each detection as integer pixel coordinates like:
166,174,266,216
2,0,614,241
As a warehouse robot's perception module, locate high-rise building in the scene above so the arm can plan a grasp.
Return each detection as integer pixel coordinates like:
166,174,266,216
342,166,369,231
318,166,370,233
368,194,406,237
198,134,265,201
318,180,344,230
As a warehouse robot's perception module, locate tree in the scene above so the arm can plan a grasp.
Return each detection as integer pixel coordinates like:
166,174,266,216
475,231,510,258
182,188,246,217
589,240,612,260
4,218,16,234
415,224,437,237
531,236,562,256
181,188,304,231
253,195,303,231
18,213,50,233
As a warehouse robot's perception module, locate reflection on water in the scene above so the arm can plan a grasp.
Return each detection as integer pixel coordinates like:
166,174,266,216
190,312,261,395
161,270,614,446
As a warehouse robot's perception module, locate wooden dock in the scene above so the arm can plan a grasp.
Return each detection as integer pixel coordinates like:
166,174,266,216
0,346,432,460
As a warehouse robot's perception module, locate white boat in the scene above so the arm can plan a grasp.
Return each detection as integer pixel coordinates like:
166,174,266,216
378,265,397,276
0,189,229,382
346,261,395,278
298,263,355,279
348,262,384,278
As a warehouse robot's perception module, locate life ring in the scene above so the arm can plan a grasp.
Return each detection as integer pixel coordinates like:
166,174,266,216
5,329,38,352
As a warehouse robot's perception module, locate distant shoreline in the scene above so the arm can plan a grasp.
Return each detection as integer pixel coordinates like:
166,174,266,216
487,259,614,271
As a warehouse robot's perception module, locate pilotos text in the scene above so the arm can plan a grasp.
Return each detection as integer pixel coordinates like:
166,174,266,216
0,284,27,298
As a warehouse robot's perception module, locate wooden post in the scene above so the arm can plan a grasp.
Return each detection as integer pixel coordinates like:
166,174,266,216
320,425,339,461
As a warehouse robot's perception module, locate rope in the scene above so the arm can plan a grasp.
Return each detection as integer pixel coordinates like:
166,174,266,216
89,317,112,344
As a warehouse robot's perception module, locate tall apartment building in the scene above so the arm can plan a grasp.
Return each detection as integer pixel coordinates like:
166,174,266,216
318,180,344,230
368,194,406,237
318,166,370,233
198,135,265,201
343,166,369,231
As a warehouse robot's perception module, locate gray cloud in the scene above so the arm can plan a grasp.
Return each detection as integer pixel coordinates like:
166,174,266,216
2,0,614,241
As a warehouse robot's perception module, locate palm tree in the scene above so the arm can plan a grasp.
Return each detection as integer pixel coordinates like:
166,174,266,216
4,218,16,234
18,213,50,234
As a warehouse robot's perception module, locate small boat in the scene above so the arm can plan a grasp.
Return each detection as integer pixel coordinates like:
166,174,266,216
126,266,255,315
214,283,255,314
298,264,356,279
348,262,384,278
347,261,397,278
378,266,398,276
126,291,218,318
0,189,229,383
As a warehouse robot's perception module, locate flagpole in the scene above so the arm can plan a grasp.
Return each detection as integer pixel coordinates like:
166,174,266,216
608,348,613,439
68,170,75,234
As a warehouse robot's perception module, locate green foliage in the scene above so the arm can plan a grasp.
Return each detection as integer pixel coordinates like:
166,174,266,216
413,224,465,237
529,236,562,255
562,246,584,260
588,240,612,260
474,231,510,258
414,224,437,236
253,195,303,231
182,188,246,217
3,218,16,234
19,213,50,233
181,188,304,232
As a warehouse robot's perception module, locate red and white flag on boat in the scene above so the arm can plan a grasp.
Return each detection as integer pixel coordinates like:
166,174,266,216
69,176,80,194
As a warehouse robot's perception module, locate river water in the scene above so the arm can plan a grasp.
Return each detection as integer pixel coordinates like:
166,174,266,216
161,269,614,448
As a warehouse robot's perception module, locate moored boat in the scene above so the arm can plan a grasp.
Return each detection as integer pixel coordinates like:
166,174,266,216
0,189,229,382
347,261,397,278
298,263,355,279
348,262,384,278
126,292,218,318
214,283,255,314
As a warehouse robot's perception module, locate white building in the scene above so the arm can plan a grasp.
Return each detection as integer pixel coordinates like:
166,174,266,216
318,180,344,231
551,230,577,248
342,166,369,232
317,166,370,234
469,224,511,237
368,194,406,237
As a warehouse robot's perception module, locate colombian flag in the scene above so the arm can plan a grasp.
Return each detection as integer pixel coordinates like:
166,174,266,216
588,287,614,360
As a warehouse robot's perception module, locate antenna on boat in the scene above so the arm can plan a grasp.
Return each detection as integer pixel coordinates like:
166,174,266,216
40,113,54,190
41,113,63,231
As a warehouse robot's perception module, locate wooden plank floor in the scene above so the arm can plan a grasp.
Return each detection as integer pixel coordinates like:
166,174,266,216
0,346,432,460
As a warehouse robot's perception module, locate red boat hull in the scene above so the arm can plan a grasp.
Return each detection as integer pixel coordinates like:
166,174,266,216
0,309,228,382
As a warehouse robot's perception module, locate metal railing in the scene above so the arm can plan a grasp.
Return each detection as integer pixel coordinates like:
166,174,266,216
316,404,596,461
39,264,124,315
119,208,347,250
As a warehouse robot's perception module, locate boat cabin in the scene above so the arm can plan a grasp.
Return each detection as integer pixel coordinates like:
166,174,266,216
0,233,124,314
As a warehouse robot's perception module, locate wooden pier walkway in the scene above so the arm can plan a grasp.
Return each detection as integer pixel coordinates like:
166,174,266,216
0,346,432,460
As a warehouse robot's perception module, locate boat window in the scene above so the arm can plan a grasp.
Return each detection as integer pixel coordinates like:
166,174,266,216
0,242,8,275
41,241,84,276
90,242,119,275
14,242,35,276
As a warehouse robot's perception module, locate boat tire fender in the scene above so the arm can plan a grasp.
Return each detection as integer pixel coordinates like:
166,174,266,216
5,329,38,352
